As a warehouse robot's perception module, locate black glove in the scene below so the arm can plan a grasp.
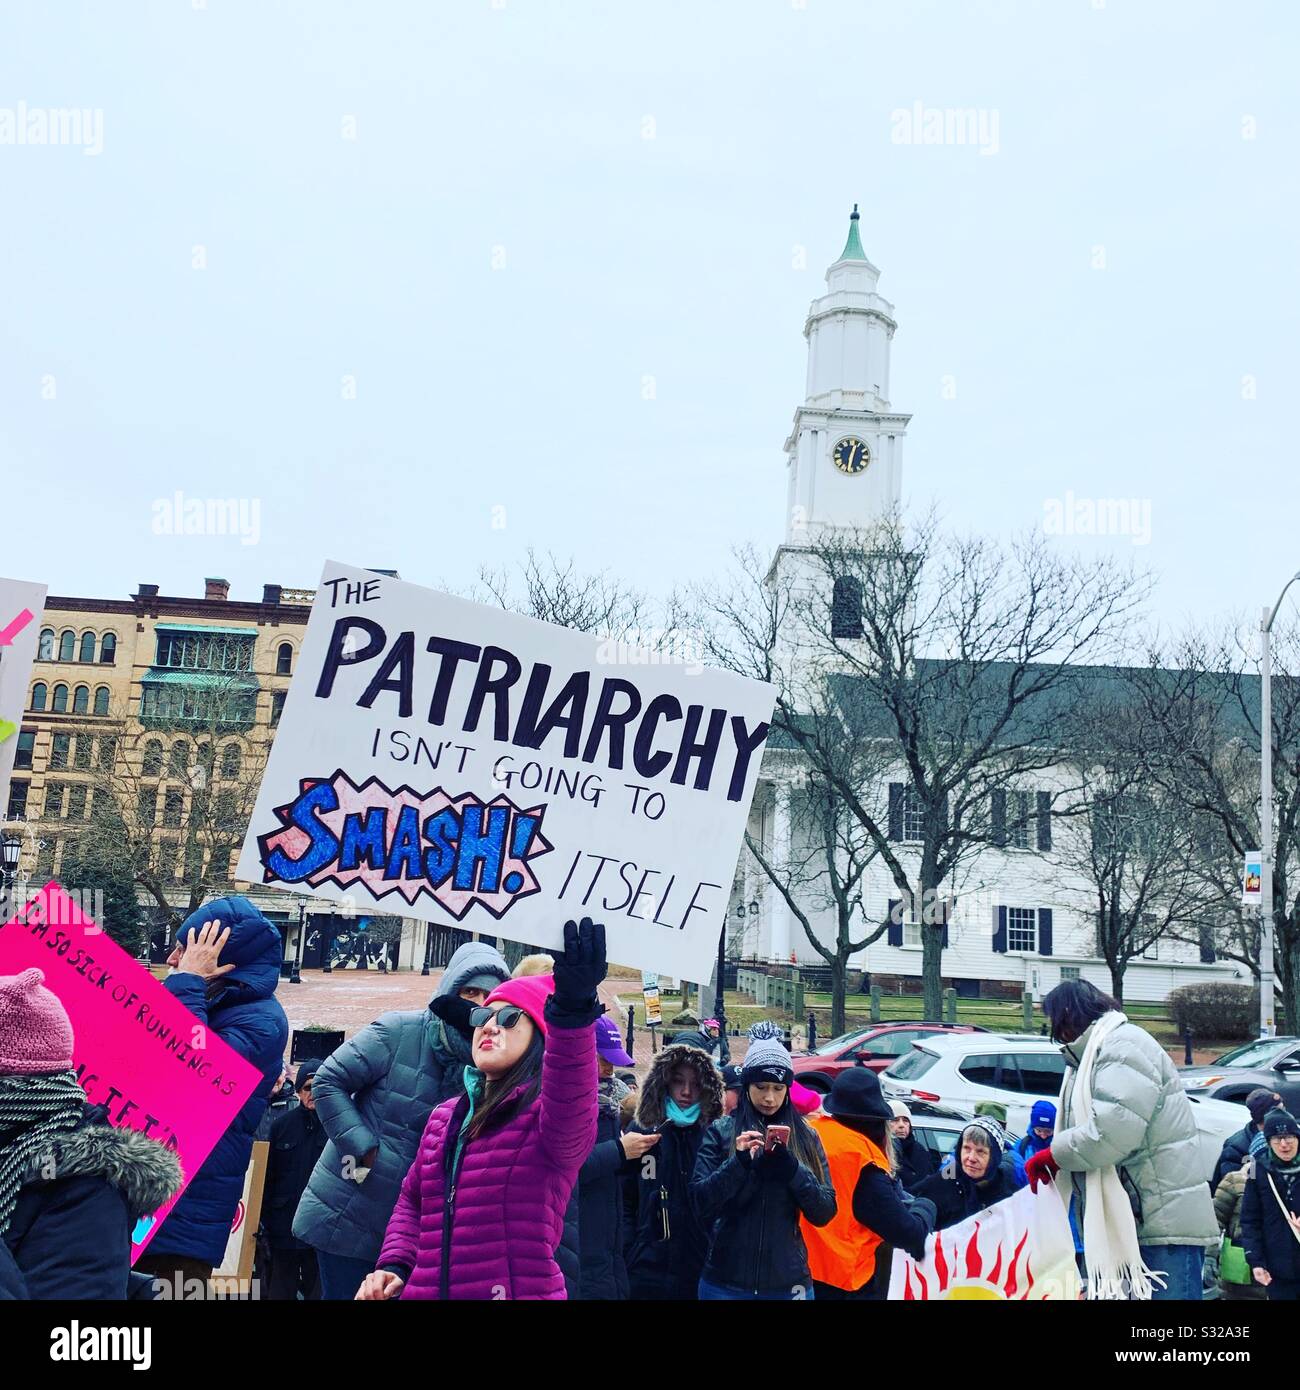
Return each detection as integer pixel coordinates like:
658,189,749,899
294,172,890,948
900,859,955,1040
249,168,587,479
430,993,477,1037
546,917,607,1028
759,1140,798,1183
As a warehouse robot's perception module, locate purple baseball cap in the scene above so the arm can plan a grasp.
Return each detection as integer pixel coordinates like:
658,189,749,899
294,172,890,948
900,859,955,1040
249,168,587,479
595,1014,634,1067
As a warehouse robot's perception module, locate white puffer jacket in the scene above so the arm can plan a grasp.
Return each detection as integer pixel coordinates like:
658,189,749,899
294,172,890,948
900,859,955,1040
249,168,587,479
1053,1016,1218,1246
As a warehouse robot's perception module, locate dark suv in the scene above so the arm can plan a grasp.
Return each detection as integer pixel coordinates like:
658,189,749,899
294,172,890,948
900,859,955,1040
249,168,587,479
791,1022,984,1091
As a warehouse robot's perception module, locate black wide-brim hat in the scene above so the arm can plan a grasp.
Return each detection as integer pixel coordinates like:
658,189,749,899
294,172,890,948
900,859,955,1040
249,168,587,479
822,1065,894,1122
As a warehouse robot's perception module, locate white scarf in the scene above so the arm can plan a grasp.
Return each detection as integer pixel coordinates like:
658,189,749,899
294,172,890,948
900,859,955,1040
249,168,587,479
1054,1010,1165,1300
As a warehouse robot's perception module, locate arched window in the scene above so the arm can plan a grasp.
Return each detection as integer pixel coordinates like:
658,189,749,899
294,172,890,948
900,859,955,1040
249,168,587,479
220,742,242,779
99,632,117,664
52,684,69,713
142,740,163,778
73,685,90,714
58,631,75,662
30,683,47,711
276,642,293,675
78,632,96,663
93,686,110,716
169,740,190,780
38,629,54,660
831,576,864,640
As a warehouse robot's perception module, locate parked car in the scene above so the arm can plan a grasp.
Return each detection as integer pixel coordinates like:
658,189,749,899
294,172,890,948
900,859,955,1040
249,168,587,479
883,1033,1250,1184
881,1034,1066,1134
1178,1035,1300,1102
791,1022,984,1090
906,1099,983,1161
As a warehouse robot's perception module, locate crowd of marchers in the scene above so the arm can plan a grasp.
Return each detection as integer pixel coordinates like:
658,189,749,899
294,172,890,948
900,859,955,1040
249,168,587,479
2,894,1298,1302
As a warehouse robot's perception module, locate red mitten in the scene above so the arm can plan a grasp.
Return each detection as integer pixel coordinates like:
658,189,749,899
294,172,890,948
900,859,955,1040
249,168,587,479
1025,1147,1060,1192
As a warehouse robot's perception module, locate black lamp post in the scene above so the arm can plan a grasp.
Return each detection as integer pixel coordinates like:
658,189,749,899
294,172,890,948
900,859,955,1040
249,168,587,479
289,900,306,983
0,833,21,916
421,921,437,976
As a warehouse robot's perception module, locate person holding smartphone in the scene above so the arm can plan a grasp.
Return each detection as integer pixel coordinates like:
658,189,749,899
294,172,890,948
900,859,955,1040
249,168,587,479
623,1038,725,1300
690,1024,836,1300
357,919,605,1301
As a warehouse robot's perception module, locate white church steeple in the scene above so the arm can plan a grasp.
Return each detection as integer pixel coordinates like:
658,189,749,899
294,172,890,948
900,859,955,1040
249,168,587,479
782,206,911,542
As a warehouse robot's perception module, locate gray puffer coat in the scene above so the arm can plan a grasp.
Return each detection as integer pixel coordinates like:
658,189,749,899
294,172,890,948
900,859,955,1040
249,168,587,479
291,940,509,1265
1053,1015,1218,1247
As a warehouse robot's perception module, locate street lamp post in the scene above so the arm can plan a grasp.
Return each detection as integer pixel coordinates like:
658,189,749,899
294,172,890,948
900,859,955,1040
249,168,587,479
0,832,21,919
421,920,437,976
715,920,730,1066
1259,571,1300,1038
290,900,306,984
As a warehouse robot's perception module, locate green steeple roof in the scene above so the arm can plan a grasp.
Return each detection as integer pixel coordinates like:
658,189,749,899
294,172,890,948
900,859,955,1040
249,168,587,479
839,203,867,261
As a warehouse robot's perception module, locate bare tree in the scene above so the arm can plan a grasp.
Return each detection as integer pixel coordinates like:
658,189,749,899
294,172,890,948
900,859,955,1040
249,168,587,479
745,775,888,1035
61,675,271,936
1125,622,1300,1018
1055,699,1208,1000
699,515,1150,1019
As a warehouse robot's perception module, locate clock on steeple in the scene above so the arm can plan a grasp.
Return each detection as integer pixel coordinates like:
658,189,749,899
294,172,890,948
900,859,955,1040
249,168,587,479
832,437,870,476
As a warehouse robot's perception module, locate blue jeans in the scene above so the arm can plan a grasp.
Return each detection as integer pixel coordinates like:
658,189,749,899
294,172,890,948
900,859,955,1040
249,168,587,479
698,1277,815,1301
314,1249,375,1301
1140,1244,1204,1301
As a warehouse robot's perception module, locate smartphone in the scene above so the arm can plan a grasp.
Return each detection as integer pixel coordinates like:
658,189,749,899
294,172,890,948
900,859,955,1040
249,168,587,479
763,1125,791,1152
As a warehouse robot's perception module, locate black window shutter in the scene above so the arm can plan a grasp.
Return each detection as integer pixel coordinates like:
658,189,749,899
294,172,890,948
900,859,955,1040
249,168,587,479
1038,907,1054,956
993,904,1007,953
888,783,904,842
1199,938,1217,964
887,898,902,948
1036,791,1052,851
991,788,1007,847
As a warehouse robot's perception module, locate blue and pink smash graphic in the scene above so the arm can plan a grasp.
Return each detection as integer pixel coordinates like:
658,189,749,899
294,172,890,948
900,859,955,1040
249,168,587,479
257,770,551,920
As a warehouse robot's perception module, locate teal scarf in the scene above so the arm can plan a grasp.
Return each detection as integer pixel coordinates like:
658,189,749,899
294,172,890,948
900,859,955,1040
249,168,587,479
665,1098,701,1127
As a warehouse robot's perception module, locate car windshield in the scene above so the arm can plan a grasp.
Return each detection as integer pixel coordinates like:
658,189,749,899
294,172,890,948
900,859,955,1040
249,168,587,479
886,1049,939,1080
810,1029,869,1056
1213,1039,1290,1068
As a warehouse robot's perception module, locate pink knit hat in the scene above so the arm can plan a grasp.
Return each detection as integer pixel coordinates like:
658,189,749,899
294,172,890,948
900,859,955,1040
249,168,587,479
484,974,555,1038
0,968,75,1075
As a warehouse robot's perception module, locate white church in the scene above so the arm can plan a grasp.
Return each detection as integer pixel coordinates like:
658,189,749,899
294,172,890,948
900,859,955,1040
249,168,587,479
730,208,1244,1005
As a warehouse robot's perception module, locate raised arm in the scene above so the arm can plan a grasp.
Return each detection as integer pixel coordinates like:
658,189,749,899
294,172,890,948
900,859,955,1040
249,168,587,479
536,919,605,1173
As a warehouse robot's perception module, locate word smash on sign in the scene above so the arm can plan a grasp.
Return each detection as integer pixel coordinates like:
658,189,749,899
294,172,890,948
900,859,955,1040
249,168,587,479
259,771,550,919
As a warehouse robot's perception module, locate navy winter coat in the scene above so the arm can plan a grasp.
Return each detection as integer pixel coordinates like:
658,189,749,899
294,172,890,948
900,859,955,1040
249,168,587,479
149,897,289,1265
1241,1156,1300,1285
691,1115,837,1294
576,1103,632,1299
4,1107,182,1300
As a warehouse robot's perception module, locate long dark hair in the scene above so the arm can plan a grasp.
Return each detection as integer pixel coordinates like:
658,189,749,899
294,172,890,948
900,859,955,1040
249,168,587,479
464,1030,544,1142
734,1087,827,1181
1042,980,1120,1044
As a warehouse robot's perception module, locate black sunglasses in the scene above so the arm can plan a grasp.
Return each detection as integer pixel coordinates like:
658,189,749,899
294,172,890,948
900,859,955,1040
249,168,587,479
469,1004,527,1030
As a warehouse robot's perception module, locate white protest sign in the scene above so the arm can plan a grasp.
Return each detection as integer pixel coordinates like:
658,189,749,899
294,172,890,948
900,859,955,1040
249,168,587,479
236,562,774,979
0,577,48,820
888,1185,1079,1300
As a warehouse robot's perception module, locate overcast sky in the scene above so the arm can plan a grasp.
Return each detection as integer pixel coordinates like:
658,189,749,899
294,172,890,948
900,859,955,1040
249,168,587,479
2,0,1295,641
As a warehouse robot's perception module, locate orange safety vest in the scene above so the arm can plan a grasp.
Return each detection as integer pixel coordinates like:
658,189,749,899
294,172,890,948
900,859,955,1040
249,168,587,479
800,1114,888,1291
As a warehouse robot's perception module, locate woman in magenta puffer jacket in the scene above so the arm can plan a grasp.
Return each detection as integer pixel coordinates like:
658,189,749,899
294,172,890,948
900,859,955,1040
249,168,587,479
358,919,605,1301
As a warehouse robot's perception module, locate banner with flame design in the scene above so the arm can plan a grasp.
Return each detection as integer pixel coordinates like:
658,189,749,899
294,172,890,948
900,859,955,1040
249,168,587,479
889,1186,1080,1300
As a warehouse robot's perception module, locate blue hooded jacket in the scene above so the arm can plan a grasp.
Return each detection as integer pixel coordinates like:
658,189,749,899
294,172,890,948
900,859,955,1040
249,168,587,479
148,897,289,1264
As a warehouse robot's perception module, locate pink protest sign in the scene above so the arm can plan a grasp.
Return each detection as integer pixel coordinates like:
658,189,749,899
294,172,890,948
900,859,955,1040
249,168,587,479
0,882,263,1260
